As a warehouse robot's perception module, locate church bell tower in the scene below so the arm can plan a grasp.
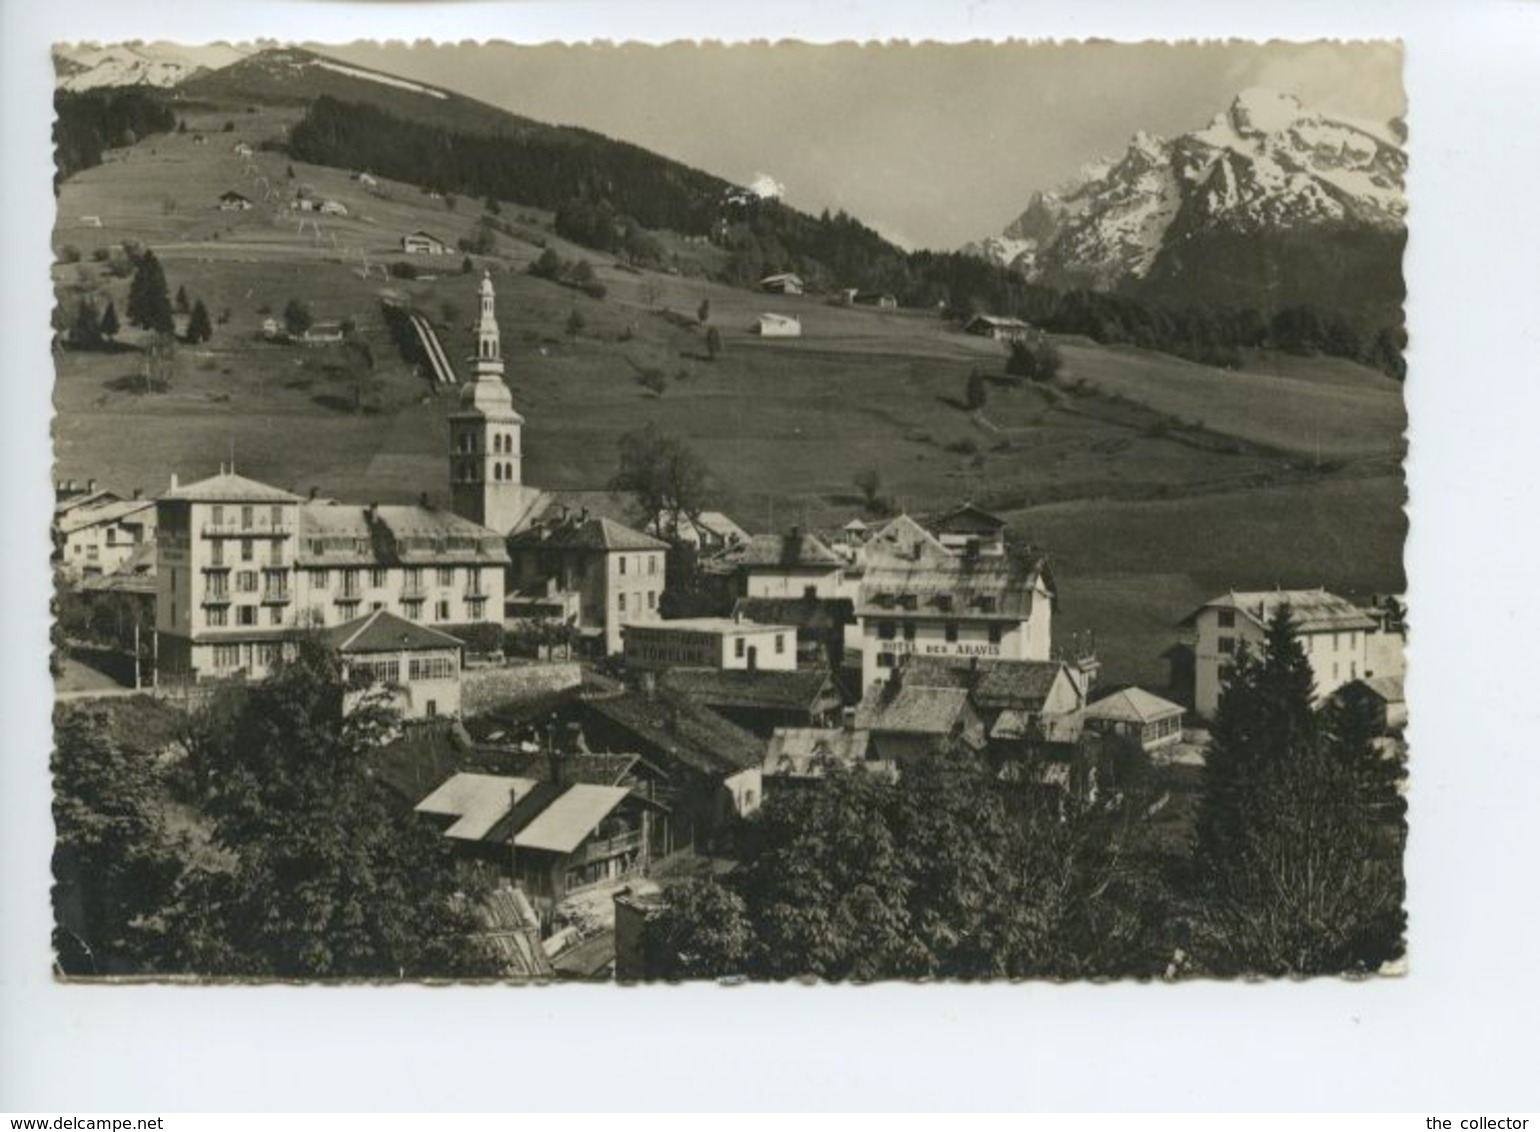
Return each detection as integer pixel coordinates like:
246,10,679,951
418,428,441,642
448,272,531,534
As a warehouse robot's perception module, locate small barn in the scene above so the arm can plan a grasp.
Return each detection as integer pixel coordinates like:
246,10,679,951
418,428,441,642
402,230,449,255
218,190,253,212
755,313,802,338
759,272,805,295
966,314,1033,342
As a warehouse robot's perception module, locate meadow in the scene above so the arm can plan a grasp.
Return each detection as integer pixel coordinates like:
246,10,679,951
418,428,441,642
52,110,1408,691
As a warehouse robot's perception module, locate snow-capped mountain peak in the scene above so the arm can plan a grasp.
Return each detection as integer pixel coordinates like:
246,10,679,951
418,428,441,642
54,42,252,92
965,88,1406,293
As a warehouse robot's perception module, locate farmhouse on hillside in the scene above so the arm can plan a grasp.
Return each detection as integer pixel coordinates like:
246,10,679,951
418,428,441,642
965,314,1033,342
217,190,253,211
754,313,802,338
402,230,450,255
759,272,804,295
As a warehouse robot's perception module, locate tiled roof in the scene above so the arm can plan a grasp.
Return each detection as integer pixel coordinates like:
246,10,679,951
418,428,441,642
897,656,1070,712
56,497,156,536
508,515,667,553
658,667,838,714
1176,589,1377,633
859,548,1052,621
731,596,855,633
581,691,764,777
1086,687,1185,725
326,609,464,654
931,502,1007,536
726,531,843,570
854,683,976,736
161,472,302,503
298,503,510,567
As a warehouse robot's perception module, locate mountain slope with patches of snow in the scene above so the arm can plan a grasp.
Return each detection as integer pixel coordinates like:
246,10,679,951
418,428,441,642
967,89,1406,307
54,42,251,92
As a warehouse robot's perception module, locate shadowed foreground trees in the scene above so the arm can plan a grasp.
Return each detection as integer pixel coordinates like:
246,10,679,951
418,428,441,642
1189,605,1407,976
640,746,1174,981
53,637,502,979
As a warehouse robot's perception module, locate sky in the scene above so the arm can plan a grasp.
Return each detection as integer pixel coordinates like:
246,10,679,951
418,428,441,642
316,39,1405,250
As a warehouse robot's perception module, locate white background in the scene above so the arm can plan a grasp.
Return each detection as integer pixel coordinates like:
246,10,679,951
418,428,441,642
3,0,1537,1113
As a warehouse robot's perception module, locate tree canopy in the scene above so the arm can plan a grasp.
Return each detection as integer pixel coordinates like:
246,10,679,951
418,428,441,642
125,249,174,335
609,423,709,543
1190,606,1407,976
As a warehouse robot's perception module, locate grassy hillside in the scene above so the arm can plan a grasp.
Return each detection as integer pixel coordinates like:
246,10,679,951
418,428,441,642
53,102,1407,692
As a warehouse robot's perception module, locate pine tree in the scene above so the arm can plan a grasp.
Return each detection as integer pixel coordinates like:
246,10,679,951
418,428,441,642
71,299,103,350
125,249,174,335
99,300,119,342
186,299,213,344
1191,604,1406,975
174,284,190,314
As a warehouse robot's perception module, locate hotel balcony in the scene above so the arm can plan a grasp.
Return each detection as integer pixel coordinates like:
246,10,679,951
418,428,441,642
261,588,294,605
201,591,232,606
401,582,429,599
201,522,293,538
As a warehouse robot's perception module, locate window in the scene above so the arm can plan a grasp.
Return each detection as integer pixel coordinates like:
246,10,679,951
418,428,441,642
237,571,258,593
106,529,117,547
269,606,283,626
735,637,746,658
467,598,486,619
1218,636,1236,656
988,623,1003,645
372,602,385,612
210,541,224,567
237,605,257,626
87,545,99,561
619,556,627,576
618,593,627,612
213,644,240,669
1333,632,1341,651
944,622,958,643
877,653,896,669
1218,610,1235,629
435,600,450,621
1350,661,1358,680
211,505,224,527
804,585,817,600
267,539,282,566
649,556,658,576
775,633,785,654
403,600,423,621
241,505,253,529
207,607,227,627
409,656,456,680
371,568,388,588
425,700,438,719
1332,662,1340,681
241,539,253,562
878,620,896,641
902,623,916,642
437,567,454,587
646,590,656,610
313,568,329,589
270,505,283,527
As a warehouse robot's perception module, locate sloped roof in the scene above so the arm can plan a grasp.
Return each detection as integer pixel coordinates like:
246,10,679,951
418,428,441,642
967,314,1031,330
513,784,631,854
326,609,463,654
581,691,765,777
1339,675,1406,705
637,616,796,636
55,497,155,536
160,472,302,503
659,668,838,714
415,773,541,841
727,531,842,570
298,503,509,566
854,683,975,736
898,656,1071,712
863,514,954,567
1086,686,1185,725
508,515,668,553
731,596,855,633
932,502,1007,536
859,547,1053,621
1175,589,1377,633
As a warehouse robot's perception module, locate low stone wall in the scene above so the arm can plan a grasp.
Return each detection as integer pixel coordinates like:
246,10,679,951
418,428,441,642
461,660,582,716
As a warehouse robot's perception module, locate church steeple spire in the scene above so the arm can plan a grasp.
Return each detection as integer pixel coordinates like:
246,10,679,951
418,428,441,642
448,271,532,535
